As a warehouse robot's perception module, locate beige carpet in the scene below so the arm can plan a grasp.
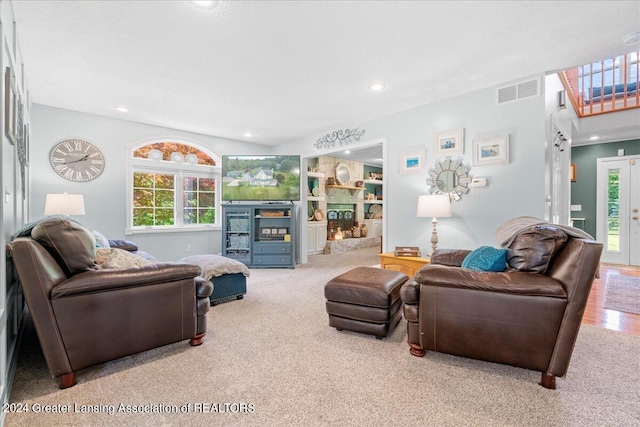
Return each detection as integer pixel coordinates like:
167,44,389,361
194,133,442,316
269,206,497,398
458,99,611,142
603,273,640,315
5,247,640,426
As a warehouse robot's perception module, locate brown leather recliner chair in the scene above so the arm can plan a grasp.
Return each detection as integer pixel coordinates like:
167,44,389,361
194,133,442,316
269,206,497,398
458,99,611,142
400,224,603,389
7,218,212,388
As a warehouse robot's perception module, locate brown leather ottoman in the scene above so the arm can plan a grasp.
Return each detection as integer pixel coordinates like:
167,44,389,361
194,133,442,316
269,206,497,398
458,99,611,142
325,266,409,339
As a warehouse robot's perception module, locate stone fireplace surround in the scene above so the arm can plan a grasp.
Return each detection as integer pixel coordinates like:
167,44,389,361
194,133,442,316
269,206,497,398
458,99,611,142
324,235,381,254
311,155,381,253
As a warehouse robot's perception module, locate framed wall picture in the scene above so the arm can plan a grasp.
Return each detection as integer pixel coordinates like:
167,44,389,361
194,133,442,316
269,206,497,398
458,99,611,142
399,149,426,175
472,135,510,166
570,163,576,182
4,67,17,145
434,128,464,157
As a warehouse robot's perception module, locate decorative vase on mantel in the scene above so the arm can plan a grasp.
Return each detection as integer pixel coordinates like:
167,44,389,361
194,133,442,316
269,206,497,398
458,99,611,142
352,222,361,238
334,227,343,240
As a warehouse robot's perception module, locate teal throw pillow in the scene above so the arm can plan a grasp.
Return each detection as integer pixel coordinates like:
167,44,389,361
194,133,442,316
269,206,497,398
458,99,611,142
461,246,507,272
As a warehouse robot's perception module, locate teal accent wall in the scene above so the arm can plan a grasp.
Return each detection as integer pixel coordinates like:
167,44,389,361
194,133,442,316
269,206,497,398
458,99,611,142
363,165,382,199
363,164,382,178
571,139,640,237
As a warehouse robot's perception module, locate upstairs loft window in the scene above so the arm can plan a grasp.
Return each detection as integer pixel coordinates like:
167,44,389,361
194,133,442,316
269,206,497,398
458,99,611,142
579,54,638,104
560,51,639,117
128,141,220,231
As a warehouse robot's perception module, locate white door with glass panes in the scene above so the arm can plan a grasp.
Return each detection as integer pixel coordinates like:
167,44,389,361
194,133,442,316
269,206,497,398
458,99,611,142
596,156,640,265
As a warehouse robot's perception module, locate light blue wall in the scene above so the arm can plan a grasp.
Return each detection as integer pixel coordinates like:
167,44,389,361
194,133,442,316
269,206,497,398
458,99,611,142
278,75,547,253
31,74,548,259
30,105,270,261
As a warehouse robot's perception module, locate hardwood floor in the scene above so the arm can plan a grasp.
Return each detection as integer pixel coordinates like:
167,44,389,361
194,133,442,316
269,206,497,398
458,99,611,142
582,263,640,335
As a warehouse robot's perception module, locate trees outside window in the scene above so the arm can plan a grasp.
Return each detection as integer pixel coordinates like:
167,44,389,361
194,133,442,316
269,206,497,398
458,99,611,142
183,177,216,225
133,172,175,226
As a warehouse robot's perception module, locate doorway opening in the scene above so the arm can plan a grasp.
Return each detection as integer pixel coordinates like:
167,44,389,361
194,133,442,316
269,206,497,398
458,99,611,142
300,138,386,264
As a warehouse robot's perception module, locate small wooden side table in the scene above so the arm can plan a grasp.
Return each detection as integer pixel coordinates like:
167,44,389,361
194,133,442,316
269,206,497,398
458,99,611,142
379,252,430,277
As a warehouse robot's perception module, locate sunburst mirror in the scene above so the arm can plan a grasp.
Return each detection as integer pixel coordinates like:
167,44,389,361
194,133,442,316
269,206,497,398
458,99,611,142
426,158,471,201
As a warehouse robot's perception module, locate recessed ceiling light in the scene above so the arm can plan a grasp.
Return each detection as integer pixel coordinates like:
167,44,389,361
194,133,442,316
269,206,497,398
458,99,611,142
244,132,252,137
345,150,351,154
368,82,387,92
115,105,128,113
188,0,219,8
623,31,640,45
589,135,599,140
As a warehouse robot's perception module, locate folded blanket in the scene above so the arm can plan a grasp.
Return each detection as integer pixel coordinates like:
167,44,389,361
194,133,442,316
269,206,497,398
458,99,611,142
178,254,250,281
495,216,594,247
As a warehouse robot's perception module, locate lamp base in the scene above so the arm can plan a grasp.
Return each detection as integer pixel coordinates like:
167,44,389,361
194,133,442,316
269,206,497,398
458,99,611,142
429,216,439,256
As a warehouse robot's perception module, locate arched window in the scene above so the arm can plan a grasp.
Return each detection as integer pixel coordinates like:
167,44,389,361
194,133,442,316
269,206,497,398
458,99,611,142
127,140,221,232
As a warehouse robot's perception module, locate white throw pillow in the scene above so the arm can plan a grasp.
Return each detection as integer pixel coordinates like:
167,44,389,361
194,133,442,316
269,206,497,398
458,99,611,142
92,230,110,248
96,248,152,269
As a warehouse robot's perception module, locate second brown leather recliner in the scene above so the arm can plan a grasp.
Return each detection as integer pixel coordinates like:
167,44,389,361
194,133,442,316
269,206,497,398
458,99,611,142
400,222,603,389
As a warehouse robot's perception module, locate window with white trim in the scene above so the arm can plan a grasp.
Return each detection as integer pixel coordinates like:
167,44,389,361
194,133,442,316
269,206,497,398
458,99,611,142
128,141,221,231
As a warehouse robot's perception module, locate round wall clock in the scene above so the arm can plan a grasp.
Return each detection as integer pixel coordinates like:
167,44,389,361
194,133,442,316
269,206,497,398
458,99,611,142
49,139,106,182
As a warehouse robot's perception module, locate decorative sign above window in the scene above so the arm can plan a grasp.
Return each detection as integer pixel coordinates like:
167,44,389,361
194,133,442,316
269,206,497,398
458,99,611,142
314,128,366,150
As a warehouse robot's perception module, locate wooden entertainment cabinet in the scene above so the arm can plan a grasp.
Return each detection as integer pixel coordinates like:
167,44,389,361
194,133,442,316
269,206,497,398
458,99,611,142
222,203,296,268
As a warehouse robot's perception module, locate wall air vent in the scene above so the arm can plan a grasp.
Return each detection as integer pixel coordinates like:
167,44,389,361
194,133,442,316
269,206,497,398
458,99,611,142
497,78,540,104
497,85,517,104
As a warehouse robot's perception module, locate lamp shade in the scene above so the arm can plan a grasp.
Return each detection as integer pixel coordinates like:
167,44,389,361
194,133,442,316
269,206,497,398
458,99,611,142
416,194,451,218
44,193,85,216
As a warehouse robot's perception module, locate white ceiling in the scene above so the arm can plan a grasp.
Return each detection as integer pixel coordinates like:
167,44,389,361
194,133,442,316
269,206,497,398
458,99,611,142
12,1,640,151
333,144,384,167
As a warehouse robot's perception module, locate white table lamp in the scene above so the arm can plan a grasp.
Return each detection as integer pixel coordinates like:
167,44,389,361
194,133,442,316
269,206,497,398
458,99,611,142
44,193,86,216
417,194,452,256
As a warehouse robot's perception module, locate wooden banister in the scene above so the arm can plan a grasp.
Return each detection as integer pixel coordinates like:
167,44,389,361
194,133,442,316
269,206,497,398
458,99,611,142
559,51,639,117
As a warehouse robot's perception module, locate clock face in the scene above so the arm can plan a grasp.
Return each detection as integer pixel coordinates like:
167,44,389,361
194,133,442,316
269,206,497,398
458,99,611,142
49,139,105,182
